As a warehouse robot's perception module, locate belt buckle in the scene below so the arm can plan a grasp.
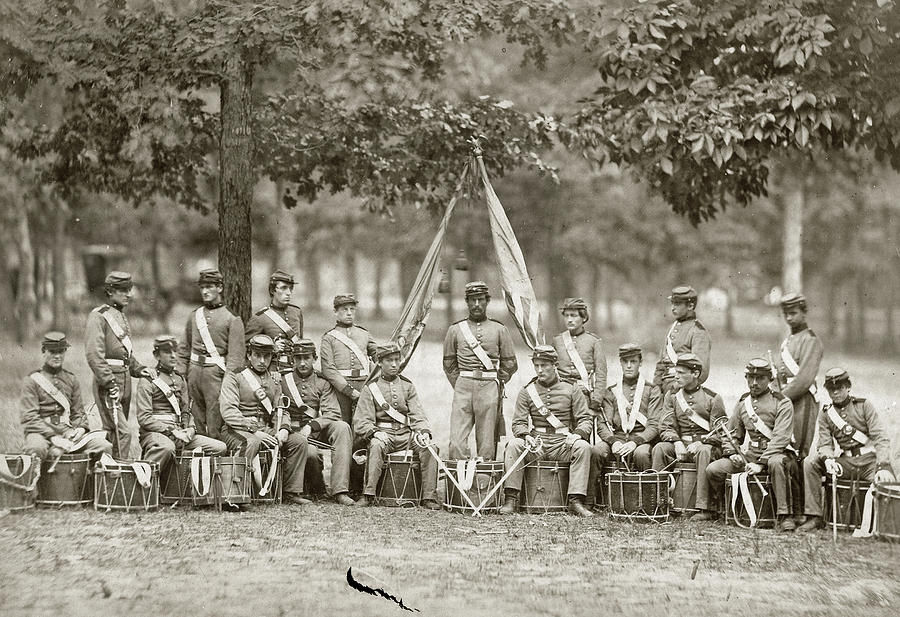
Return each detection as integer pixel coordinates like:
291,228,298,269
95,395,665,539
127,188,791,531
351,368,360,378
50,415,60,425
473,369,483,378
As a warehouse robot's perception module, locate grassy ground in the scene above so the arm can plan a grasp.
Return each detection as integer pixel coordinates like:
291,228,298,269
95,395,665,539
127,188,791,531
1,309,898,616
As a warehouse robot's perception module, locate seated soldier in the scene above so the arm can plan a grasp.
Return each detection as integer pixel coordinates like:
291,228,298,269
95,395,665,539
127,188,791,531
704,358,796,530
597,343,663,471
652,353,725,518
353,342,440,509
282,339,355,506
136,335,226,474
21,331,112,461
499,345,594,517
797,367,897,532
219,334,311,506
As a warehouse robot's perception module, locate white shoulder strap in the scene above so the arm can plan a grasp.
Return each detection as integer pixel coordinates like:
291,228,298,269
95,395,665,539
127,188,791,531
284,373,317,418
525,383,566,431
614,376,648,433
240,369,274,415
151,377,182,415
458,321,495,371
780,338,818,397
665,321,678,364
825,404,870,445
328,328,370,371
30,372,71,424
742,396,773,440
367,382,408,425
95,306,133,356
675,389,710,431
263,308,300,343
562,331,590,385
194,308,226,370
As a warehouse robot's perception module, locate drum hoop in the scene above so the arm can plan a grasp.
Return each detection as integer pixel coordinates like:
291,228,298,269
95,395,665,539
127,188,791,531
93,462,159,512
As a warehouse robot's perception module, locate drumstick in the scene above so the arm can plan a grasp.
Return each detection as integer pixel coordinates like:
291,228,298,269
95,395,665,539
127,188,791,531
414,435,481,515
471,437,543,517
830,461,843,544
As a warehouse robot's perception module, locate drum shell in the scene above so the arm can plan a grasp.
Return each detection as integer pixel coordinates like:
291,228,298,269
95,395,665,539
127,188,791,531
606,471,670,522
0,454,38,512
825,477,870,532
522,461,570,513
160,454,218,507
442,460,503,514
874,482,900,543
375,452,421,507
93,461,160,512
37,454,93,507
671,462,698,513
215,456,251,506
597,461,622,510
725,474,775,528
252,449,283,505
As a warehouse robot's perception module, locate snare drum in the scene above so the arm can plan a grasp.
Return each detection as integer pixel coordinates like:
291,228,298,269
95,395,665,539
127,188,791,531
607,471,670,522
442,460,504,514
93,460,159,512
252,448,282,505
874,482,900,543
160,453,218,507
596,461,622,510
825,477,871,532
671,462,698,514
522,461,570,513
375,452,421,507
214,456,251,507
725,473,775,528
37,453,93,507
0,454,39,512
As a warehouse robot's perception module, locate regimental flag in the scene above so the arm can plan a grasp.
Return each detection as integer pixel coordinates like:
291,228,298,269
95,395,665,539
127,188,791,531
476,155,545,349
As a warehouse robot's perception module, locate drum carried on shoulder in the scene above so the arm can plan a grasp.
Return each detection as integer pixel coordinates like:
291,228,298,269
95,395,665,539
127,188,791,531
375,451,421,507
94,457,159,513
606,470,670,522
0,454,40,512
522,460,569,513
442,459,504,514
725,473,775,528
37,453,93,507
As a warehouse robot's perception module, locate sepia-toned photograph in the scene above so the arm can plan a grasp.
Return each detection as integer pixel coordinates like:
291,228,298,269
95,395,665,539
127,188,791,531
1,1,898,615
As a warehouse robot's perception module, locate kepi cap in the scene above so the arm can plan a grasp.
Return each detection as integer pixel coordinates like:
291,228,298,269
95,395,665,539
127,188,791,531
292,339,317,357
779,292,807,310
531,345,558,363
153,335,179,353
560,297,589,322
375,342,402,360
668,285,697,302
104,271,133,289
464,281,490,298
675,353,703,371
197,269,223,285
248,334,276,352
824,367,850,388
744,357,772,377
41,331,70,352
618,343,642,359
333,293,358,309
269,270,295,286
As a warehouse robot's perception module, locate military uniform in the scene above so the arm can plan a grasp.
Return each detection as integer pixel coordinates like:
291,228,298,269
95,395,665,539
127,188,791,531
706,359,796,518
320,295,378,426
244,270,304,372
598,371,663,471
84,272,147,458
801,368,895,520
774,294,824,458
219,336,308,498
177,269,245,439
551,298,607,409
354,344,438,503
652,354,725,511
653,286,711,393
443,282,518,460
282,340,353,500
21,332,113,459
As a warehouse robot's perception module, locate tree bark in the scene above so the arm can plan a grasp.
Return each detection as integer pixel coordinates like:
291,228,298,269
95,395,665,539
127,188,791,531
604,265,616,331
724,285,736,337
51,202,69,330
218,52,255,323
782,176,804,294
14,208,37,345
855,275,867,347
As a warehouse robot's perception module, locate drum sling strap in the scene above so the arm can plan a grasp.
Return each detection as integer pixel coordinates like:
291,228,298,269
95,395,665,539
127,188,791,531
263,308,300,343
98,453,153,488
0,455,40,493
675,390,710,431
194,308,226,370
458,321,496,371
95,305,133,358
152,377,182,416
327,329,371,377
189,448,213,497
367,383,409,426
729,471,760,528
454,459,479,491
561,331,592,392
742,397,773,439
284,373,317,419
240,369,279,496
30,373,71,426
665,322,679,365
852,484,878,538
613,376,647,433
780,340,818,399
525,383,569,433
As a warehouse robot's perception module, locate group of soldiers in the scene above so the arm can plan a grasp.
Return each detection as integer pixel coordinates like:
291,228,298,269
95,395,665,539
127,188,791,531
20,270,896,527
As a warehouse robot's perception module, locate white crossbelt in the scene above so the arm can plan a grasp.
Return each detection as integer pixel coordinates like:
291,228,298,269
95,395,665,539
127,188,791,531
30,372,71,425
780,340,817,398
240,369,274,416
665,321,678,364
152,377,182,415
613,375,647,433
534,426,569,434
458,321,495,371
825,405,871,447
328,329,370,377
742,396,773,440
106,358,125,367
194,308,226,370
561,331,592,391
525,383,568,433
95,305,133,357
283,373,318,418
367,383,408,425
263,308,301,343
675,390,710,431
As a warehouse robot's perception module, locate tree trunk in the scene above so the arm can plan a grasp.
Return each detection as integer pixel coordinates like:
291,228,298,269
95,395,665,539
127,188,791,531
842,279,854,348
218,52,255,323
589,262,601,328
304,248,321,311
855,275,867,347
782,177,804,294
605,265,616,331
445,264,454,327
885,278,896,353
344,251,359,297
14,209,37,345
826,277,838,337
51,202,68,330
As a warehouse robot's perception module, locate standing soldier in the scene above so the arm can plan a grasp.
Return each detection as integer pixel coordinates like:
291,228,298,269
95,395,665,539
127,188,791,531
703,358,796,531
177,269,245,439
245,270,304,373
653,286,711,394
552,297,607,409
797,368,896,532
498,345,594,517
442,281,518,460
282,339,356,506
21,332,113,461
651,354,725,519
353,342,440,510
137,335,226,475
774,293,824,458
219,334,311,506
84,271,152,458
320,294,378,426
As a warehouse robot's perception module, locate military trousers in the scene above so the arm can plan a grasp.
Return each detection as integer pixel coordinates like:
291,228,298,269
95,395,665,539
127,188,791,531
449,376,500,460
139,431,227,475
791,392,819,458
362,430,438,501
93,371,133,459
802,452,876,517
652,442,718,509
222,428,308,495
23,431,113,460
306,420,353,496
335,377,368,427
187,364,226,439
707,453,793,515
503,436,591,497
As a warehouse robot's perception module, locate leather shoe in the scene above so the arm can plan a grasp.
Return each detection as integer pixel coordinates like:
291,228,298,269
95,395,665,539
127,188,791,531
334,493,356,506
796,515,823,533
355,495,372,507
568,497,593,518
421,499,441,511
284,493,312,505
775,515,795,533
691,510,716,522
499,495,518,515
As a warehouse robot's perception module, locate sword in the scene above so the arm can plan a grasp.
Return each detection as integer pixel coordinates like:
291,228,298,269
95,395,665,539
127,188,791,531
827,459,844,544
470,436,543,517
107,385,122,459
767,350,782,393
414,432,481,516
710,416,767,496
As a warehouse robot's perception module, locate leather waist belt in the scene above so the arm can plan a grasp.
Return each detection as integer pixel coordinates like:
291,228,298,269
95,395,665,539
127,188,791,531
339,369,369,378
847,445,876,457
106,358,127,367
190,352,223,367
681,435,696,443
534,426,569,435
460,370,497,379
376,421,404,430
749,439,768,448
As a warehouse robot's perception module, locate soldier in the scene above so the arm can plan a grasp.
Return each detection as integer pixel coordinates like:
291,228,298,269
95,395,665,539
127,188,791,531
597,343,663,471
84,271,152,458
21,332,113,461
652,353,725,519
177,268,245,439
219,334,311,506
552,297,607,409
245,270,304,373
137,335,226,474
353,342,440,509
653,286,711,394
774,292,824,458
797,368,896,533
442,281,518,460
499,345,594,517
702,358,796,531
320,294,378,426
282,339,355,506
